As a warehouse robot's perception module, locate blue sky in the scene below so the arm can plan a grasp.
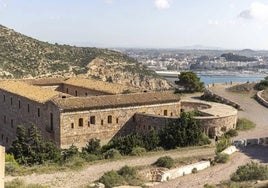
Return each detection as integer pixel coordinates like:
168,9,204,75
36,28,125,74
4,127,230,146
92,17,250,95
1,0,268,49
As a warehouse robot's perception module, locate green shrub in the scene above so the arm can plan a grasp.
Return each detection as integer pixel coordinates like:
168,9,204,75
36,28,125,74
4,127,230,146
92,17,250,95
63,156,86,170
231,162,268,182
215,153,229,163
192,167,198,173
236,118,256,131
225,129,238,137
117,166,142,185
83,138,101,155
203,184,216,188
80,152,100,162
198,133,211,145
130,147,146,156
154,156,174,169
98,170,125,188
103,149,122,159
5,178,48,188
215,136,231,153
152,147,164,152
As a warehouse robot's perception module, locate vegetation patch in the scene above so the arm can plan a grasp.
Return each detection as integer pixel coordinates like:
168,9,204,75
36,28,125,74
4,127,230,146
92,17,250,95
231,162,268,182
236,118,256,131
153,156,174,169
5,178,48,188
215,136,231,154
215,153,229,164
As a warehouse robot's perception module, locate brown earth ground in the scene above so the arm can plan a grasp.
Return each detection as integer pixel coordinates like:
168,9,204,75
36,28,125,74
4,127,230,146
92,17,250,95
5,83,268,188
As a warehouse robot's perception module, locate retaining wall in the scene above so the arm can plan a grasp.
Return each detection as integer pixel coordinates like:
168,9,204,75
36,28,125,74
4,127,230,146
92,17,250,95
256,90,268,108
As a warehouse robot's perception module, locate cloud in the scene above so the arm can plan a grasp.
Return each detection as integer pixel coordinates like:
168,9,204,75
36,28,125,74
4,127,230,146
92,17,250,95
239,2,268,21
154,0,171,10
105,0,114,4
208,20,219,26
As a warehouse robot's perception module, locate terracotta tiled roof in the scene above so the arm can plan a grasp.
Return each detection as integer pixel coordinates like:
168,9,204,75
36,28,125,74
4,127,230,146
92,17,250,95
52,91,180,112
0,80,60,103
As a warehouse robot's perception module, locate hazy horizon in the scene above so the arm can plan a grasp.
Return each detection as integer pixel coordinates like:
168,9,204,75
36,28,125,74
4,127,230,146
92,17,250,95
1,0,268,50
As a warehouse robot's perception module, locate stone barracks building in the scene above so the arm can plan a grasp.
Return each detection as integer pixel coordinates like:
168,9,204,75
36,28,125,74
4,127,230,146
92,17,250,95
0,77,181,149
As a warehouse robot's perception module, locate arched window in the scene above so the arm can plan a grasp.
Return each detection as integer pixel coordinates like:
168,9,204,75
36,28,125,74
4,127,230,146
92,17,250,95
79,118,83,127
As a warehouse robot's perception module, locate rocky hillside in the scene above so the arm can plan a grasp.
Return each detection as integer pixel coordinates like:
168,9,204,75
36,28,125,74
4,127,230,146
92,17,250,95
0,25,171,90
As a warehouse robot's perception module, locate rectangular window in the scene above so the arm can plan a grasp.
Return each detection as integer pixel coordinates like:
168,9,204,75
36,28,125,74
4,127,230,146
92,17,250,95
79,118,83,127
75,90,78,96
10,97,13,105
116,118,119,124
11,119,13,128
90,116,95,125
3,94,5,102
38,108,40,117
50,113,53,131
3,115,6,124
164,110,168,116
66,88,69,94
101,120,104,125
71,123,74,129
108,115,112,124
28,104,30,112
6,137,8,143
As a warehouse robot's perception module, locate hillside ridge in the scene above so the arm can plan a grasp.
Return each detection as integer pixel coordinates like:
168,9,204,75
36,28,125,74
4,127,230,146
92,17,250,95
0,25,171,90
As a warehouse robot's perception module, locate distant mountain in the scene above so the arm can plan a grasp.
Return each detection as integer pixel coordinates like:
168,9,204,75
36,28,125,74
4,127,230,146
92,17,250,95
0,25,171,90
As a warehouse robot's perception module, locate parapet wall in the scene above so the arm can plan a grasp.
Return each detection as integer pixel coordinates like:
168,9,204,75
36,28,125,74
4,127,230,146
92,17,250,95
181,100,237,137
256,90,268,108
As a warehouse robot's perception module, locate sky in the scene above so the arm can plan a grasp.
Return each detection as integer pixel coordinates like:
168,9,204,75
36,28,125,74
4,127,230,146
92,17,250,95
1,0,268,49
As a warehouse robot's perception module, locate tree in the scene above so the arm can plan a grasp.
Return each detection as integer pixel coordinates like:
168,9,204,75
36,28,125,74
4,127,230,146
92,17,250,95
83,138,101,155
175,71,204,92
8,125,61,165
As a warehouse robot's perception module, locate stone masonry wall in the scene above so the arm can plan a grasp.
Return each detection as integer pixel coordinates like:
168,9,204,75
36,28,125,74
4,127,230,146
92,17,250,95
61,84,111,97
60,102,181,149
135,113,179,134
0,90,61,148
0,145,4,188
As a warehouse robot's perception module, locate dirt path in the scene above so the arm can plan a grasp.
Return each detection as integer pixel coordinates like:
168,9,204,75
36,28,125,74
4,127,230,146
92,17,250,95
5,147,214,188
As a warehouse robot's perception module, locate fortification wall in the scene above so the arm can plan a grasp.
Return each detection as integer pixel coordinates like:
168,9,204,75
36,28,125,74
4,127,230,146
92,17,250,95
0,146,4,188
60,102,181,149
181,100,237,137
256,90,268,108
135,113,179,134
0,90,61,148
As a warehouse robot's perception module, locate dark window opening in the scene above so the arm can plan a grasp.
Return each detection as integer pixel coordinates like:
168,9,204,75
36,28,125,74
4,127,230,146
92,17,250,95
164,110,168,116
66,88,69,94
11,119,13,128
71,123,74,129
6,137,8,143
28,104,30,112
50,113,54,131
116,118,119,124
3,94,5,102
132,116,135,122
10,97,13,105
90,116,95,124
79,118,83,127
38,108,40,117
88,122,90,127
1,134,3,140
75,90,78,96
85,92,88,96
19,100,21,109
108,115,112,124
101,120,104,125
3,115,6,124
170,112,173,116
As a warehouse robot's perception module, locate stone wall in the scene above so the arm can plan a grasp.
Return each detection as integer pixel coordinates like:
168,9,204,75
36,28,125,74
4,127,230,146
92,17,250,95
59,102,181,149
0,90,61,148
256,90,268,108
0,146,4,188
181,100,237,137
135,113,179,134
61,84,111,97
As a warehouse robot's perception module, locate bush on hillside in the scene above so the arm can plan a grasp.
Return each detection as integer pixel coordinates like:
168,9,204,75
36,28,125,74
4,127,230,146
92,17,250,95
153,156,174,169
130,147,146,156
98,170,125,188
103,149,122,159
236,118,256,131
231,162,268,182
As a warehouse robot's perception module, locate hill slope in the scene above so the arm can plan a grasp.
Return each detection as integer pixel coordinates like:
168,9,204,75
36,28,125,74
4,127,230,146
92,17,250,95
0,25,171,90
